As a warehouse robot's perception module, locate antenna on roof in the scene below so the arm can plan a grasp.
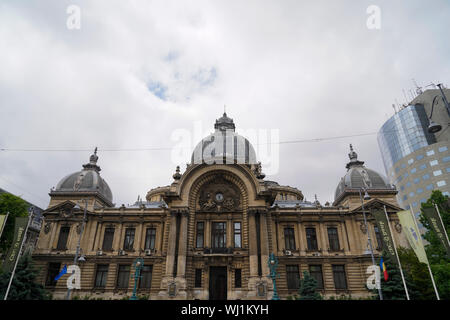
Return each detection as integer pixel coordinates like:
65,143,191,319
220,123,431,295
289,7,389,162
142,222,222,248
392,104,397,114
402,89,409,104
412,78,423,95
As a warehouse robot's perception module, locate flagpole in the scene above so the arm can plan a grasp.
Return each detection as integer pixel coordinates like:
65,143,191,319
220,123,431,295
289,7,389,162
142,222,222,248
383,205,410,300
409,209,440,300
0,212,9,239
3,213,32,300
434,203,450,247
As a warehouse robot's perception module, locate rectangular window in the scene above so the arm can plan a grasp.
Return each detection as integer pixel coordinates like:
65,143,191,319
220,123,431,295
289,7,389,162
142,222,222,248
56,226,70,250
374,226,383,250
439,146,448,152
102,228,115,251
423,174,430,180
144,228,156,250
430,160,438,166
139,265,153,289
419,164,427,170
123,228,135,251
332,265,347,289
234,222,242,248
194,268,202,288
116,265,130,288
46,263,61,287
284,227,296,250
286,265,300,290
306,228,318,250
427,150,435,156
196,222,204,248
235,269,242,288
433,170,443,176
443,156,450,163
437,180,447,187
416,155,424,160
410,168,417,173
212,222,226,249
327,227,340,251
94,264,109,288
407,158,414,164
309,265,324,289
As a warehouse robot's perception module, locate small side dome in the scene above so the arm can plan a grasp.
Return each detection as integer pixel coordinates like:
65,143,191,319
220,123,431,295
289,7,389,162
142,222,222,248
191,112,257,165
54,148,113,204
334,144,392,202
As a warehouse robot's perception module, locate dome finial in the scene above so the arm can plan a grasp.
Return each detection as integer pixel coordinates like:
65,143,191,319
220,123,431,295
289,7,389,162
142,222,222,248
346,144,364,169
348,144,357,161
214,109,235,132
89,147,99,165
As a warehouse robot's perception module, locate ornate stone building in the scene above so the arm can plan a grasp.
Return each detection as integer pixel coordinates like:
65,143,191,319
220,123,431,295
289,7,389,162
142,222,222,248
32,113,407,300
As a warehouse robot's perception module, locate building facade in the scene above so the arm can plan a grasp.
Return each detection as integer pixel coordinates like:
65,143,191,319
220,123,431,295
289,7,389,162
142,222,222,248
32,113,407,300
377,88,450,225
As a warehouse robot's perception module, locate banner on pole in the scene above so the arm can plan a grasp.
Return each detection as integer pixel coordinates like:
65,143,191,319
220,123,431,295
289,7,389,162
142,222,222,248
397,210,429,265
371,209,398,266
1,217,28,273
0,214,8,239
422,206,450,257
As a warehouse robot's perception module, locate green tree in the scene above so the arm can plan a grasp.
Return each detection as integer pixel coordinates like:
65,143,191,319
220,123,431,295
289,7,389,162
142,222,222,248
377,249,419,300
296,271,322,300
419,190,450,299
397,247,435,300
0,193,29,254
0,253,50,300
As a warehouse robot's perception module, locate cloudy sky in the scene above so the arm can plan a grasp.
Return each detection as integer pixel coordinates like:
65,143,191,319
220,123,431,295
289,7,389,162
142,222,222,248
0,0,449,209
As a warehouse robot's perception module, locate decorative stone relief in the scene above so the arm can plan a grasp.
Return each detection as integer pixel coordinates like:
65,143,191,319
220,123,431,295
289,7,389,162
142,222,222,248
198,176,241,212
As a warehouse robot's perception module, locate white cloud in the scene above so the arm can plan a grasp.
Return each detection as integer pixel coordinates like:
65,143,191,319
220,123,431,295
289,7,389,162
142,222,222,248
0,0,449,208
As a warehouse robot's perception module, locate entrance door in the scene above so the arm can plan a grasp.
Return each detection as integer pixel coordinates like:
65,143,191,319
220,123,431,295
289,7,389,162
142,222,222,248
209,267,227,300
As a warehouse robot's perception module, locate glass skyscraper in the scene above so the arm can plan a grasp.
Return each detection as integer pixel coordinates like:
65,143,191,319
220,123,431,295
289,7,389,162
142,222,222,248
378,104,435,174
377,90,450,226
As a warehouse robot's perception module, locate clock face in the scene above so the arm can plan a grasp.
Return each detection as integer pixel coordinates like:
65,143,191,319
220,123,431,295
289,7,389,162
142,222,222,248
215,192,224,202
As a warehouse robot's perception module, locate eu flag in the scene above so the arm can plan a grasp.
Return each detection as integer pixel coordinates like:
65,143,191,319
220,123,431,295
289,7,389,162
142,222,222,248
54,264,68,281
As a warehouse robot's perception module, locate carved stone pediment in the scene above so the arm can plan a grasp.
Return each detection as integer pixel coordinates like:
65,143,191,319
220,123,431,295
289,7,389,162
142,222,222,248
198,176,241,213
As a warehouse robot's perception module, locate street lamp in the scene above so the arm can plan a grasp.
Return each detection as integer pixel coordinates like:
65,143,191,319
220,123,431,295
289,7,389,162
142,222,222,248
66,199,88,300
130,257,144,300
427,83,450,134
267,253,280,300
358,188,383,300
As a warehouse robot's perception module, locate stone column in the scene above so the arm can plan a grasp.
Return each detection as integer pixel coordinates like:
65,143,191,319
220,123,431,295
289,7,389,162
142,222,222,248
176,209,189,277
248,209,258,277
259,210,270,277
165,211,178,276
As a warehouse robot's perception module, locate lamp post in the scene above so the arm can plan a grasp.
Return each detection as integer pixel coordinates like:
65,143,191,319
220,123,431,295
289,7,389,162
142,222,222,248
427,83,450,133
268,253,280,300
130,257,144,300
358,188,383,300
66,199,88,300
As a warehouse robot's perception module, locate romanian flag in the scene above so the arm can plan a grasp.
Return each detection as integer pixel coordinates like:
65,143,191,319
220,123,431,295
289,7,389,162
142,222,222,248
380,257,388,281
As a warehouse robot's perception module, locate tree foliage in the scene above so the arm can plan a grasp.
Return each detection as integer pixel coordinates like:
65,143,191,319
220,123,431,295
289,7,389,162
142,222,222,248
0,254,50,300
0,193,29,254
417,190,450,299
296,271,322,300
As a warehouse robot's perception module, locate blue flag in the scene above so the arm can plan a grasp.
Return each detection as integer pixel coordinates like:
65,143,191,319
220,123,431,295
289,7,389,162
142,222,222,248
54,264,68,281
